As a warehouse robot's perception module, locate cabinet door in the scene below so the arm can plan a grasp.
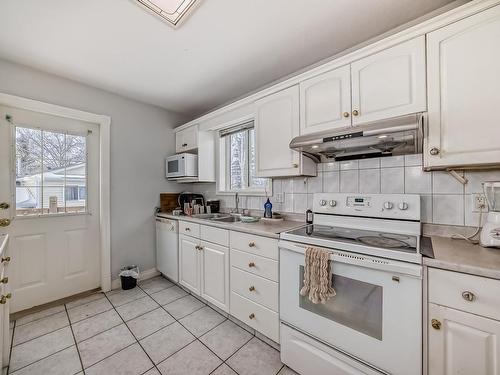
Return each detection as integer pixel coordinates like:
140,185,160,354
299,65,351,135
425,5,500,169
255,85,309,177
351,36,426,125
175,125,198,153
428,303,500,375
179,235,200,295
200,241,229,312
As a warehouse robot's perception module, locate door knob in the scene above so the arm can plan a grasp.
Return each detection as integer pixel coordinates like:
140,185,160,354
0,219,11,227
352,110,359,116
431,319,441,330
0,293,11,304
429,147,440,156
0,202,9,210
0,277,8,284
343,112,350,118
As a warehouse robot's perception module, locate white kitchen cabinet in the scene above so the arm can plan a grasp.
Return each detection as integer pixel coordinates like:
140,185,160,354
425,5,500,169
175,125,198,153
299,65,351,135
200,241,229,311
179,234,200,295
351,36,426,125
428,303,500,375
255,85,315,177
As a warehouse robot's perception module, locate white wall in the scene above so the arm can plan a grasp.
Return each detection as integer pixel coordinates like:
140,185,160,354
0,58,186,279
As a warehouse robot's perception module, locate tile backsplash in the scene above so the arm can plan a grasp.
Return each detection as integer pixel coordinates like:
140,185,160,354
188,154,500,227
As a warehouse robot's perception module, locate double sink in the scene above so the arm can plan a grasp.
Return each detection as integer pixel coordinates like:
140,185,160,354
192,213,242,223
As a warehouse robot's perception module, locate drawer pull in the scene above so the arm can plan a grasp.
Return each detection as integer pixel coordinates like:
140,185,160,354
249,286,255,292
462,291,475,302
248,262,255,268
0,293,12,304
0,277,8,284
185,228,191,232
1,256,10,263
182,143,188,147
249,313,255,319
431,319,441,330
248,242,256,247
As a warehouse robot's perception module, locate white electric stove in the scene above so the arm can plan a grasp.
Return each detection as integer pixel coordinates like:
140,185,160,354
279,193,423,375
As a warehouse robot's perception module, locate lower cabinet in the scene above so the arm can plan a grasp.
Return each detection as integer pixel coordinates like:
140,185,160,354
428,303,500,375
179,233,229,312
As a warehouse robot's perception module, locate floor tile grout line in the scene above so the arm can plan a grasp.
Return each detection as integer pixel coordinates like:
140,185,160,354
64,305,86,375
103,291,163,374
8,340,75,374
11,321,71,348
13,305,67,328
69,306,115,325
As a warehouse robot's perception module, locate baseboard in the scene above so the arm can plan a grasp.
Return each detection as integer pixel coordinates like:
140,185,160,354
111,267,161,290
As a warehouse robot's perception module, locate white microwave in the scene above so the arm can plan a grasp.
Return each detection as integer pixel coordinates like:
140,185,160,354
166,153,198,179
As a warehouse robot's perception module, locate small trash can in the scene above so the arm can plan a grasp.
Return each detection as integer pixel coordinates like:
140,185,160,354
119,265,139,290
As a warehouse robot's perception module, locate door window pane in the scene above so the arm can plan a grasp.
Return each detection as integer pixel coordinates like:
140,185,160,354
299,266,383,340
15,126,87,216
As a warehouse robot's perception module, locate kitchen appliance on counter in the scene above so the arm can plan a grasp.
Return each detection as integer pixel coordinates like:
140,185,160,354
155,215,178,282
279,193,422,375
178,192,205,214
481,181,500,247
166,153,197,179
206,199,220,214
289,113,424,162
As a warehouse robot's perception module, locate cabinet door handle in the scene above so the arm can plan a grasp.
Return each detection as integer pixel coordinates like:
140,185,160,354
352,110,359,116
462,291,475,302
431,319,441,330
248,242,255,248
249,313,255,319
249,286,255,292
292,163,298,168
185,228,191,231
248,262,255,268
1,256,10,263
429,147,440,156
343,112,350,118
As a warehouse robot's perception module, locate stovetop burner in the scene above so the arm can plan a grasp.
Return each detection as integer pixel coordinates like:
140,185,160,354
286,224,418,253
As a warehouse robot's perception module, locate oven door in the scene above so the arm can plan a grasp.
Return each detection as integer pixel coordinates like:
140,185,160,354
279,240,422,375
166,155,185,178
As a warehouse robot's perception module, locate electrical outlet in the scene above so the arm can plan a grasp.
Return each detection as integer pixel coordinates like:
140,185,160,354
472,194,488,213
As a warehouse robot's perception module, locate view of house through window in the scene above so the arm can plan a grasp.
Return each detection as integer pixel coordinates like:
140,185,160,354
15,126,87,216
224,126,268,192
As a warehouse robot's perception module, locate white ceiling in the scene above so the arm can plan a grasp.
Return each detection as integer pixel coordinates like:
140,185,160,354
0,0,460,119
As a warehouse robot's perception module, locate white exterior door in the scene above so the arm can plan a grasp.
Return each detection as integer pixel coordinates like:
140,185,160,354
179,235,200,294
428,303,500,375
200,241,229,312
350,36,426,125
255,85,304,177
299,65,352,135
425,5,500,169
0,105,101,313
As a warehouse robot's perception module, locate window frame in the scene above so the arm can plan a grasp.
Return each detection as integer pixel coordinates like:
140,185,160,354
217,123,271,196
12,124,89,218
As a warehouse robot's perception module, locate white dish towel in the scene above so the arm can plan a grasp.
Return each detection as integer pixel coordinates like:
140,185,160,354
300,247,336,304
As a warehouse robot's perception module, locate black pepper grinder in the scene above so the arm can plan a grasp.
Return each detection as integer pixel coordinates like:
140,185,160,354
306,209,313,224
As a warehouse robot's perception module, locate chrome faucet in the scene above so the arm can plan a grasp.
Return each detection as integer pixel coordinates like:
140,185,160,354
233,192,240,214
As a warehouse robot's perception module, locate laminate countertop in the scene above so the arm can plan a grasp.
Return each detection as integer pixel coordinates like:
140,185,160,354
424,236,500,280
157,212,305,239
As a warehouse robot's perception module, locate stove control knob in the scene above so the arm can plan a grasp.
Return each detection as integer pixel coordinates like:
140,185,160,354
398,202,409,211
383,201,393,210
319,200,327,207
329,200,337,207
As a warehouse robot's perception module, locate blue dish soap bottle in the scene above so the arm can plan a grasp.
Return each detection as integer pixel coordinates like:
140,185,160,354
264,198,273,218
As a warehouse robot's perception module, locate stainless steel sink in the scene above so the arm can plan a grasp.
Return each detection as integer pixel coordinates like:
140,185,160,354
191,213,227,219
210,215,241,223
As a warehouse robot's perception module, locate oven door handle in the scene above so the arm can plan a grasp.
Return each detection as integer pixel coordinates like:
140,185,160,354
279,240,422,278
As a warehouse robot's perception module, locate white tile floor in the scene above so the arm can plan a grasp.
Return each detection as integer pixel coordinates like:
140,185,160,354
6,276,298,375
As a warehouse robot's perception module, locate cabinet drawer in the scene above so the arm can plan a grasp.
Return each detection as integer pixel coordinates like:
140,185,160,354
428,268,500,321
200,225,229,247
230,232,278,260
179,221,200,238
230,249,278,282
230,291,279,343
231,267,278,311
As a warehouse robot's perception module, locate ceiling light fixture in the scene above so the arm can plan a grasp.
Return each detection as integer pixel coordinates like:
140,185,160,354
134,0,199,27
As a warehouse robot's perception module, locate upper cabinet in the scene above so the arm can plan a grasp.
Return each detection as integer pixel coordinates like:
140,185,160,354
175,125,198,153
299,65,351,134
425,5,500,169
299,37,426,135
350,36,426,125
255,86,316,177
